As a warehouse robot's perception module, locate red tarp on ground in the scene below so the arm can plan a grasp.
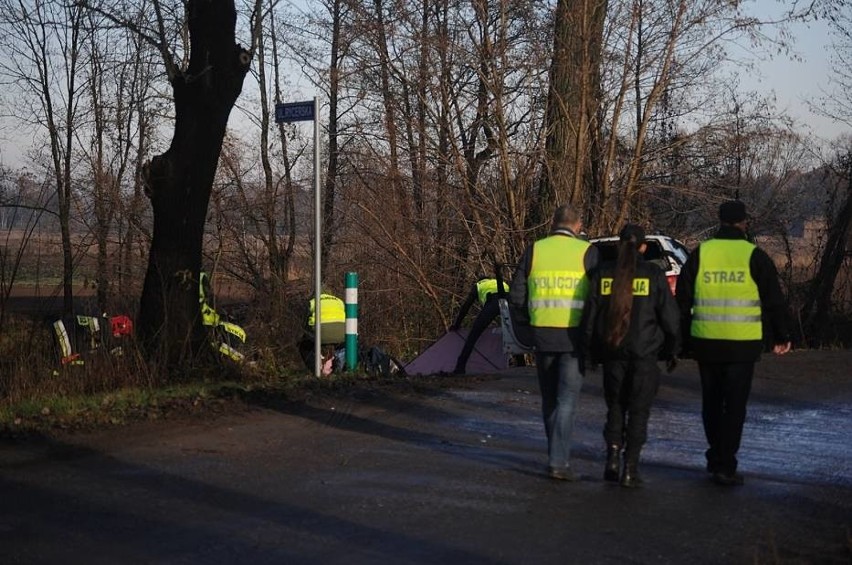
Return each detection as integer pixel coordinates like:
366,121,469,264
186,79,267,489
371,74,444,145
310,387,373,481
404,327,508,376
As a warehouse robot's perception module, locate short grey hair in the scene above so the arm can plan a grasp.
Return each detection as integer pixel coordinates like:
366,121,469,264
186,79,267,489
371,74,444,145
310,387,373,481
551,204,581,230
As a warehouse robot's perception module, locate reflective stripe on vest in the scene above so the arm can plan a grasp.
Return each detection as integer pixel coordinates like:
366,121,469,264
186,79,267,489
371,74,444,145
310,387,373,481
691,239,762,341
528,235,590,328
309,294,346,326
476,278,508,305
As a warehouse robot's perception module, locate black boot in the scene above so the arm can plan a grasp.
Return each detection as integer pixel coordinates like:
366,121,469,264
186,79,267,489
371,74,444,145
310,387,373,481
620,461,643,488
604,445,620,482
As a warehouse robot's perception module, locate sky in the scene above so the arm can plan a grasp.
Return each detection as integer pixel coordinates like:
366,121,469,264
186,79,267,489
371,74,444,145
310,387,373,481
735,4,848,142
1,3,848,171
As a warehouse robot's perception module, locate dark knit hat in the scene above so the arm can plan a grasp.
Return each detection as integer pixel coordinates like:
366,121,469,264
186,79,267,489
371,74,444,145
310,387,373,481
619,223,646,243
719,200,749,224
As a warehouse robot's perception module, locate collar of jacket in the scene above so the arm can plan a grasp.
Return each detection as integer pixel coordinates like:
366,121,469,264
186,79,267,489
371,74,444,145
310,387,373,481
550,228,578,238
714,225,748,240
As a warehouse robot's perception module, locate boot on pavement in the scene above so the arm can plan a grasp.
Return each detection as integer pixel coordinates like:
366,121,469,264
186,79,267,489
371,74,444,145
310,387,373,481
620,461,643,488
604,445,621,482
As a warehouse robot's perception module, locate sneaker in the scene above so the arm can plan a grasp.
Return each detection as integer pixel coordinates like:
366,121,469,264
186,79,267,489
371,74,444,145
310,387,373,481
712,471,745,486
547,466,580,482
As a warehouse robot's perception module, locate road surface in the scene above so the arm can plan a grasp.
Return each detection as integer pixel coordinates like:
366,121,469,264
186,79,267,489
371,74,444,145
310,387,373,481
1,350,850,564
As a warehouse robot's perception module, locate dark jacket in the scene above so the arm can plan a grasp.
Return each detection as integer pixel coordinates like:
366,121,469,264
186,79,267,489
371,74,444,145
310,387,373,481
509,229,600,353
582,254,680,363
675,225,792,364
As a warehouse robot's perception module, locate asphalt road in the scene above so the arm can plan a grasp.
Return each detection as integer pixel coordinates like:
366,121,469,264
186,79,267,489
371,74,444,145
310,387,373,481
1,350,850,564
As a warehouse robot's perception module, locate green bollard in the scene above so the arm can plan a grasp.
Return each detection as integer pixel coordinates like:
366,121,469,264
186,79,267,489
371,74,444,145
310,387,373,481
345,272,358,371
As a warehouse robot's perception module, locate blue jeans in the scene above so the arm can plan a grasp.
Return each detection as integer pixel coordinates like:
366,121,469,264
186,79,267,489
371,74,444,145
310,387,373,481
535,352,584,469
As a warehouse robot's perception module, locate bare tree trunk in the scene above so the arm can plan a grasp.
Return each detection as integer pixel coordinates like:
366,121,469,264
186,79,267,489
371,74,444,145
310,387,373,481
255,0,291,297
801,156,852,345
123,105,150,300
618,2,683,228
371,0,405,217
0,191,46,330
322,0,342,272
137,0,251,369
85,24,124,314
57,9,84,317
119,40,154,303
535,0,607,228
435,0,452,268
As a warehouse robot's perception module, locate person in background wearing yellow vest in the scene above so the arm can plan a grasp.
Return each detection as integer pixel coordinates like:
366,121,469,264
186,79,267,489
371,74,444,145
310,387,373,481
509,204,600,481
676,200,792,486
582,224,680,488
450,277,509,375
298,292,347,371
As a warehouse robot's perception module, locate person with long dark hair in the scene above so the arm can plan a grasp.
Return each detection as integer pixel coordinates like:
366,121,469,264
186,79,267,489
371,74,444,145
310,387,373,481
582,224,680,487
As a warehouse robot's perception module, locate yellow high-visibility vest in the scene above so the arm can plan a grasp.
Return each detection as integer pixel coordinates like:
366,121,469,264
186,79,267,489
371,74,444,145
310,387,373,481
691,239,762,341
309,294,346,327
475,278,508,305
528,235,590,328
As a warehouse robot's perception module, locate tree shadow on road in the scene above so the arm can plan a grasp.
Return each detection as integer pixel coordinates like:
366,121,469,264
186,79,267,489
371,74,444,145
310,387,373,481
0,433,513,564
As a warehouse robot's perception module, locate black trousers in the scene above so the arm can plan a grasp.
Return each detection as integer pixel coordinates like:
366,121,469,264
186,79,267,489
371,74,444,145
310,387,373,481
602,358,660,463
699,362,754,474
454,296,500,372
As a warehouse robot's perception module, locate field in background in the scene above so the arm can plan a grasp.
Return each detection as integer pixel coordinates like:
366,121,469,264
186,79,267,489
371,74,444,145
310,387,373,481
2,220,849,348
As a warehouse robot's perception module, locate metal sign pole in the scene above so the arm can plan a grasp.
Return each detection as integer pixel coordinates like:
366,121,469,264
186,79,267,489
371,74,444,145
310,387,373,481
313,96,322,378
274,98,321,377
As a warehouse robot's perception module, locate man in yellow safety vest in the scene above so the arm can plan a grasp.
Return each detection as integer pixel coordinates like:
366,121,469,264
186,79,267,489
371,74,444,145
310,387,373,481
676,200,792,487
509,204,600,482
298,292,346,372
451,277,509,374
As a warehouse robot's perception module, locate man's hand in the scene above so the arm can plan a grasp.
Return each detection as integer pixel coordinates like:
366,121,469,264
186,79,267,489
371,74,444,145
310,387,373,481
773,342,792,355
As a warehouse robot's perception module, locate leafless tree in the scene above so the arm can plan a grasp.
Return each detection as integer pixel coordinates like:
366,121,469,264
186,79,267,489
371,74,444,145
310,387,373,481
536,0,607,228
116,26,161,306
73,9,150,313
0,0,91,316
602,1,808,230
797,0,852,344
798,145,851,344
0,171,52,329
330,0,551,342
1,0,839,367
816,0,852,130
78,0,263,370
217,0,303,298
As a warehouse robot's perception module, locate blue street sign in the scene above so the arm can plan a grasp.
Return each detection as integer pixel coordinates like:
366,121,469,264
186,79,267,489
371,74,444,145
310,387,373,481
275,101,315,123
